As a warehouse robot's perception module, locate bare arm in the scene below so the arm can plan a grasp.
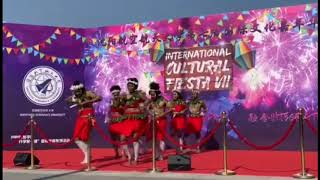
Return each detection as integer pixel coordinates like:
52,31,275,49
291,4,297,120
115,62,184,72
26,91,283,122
65,95,77,105
201,101,208,114
81,91,102,105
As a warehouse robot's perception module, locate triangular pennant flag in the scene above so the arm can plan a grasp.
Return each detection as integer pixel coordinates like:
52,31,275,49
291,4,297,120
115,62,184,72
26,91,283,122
3,26,8,33
205,39,210,45
20,48,26,54
168,19,173,23
34,45,40,51
51,56,57,63
75,59,80,64
11,36,17,42
6,47,12,54
85,56,91,61
64,58,68,64
6,32,13,38
242,11,250,14
27,47,33,54
233,27,237,35
223,15,229,20
70,30,76,36
57,58,62,64
46,39,52,44
16,41,22,46
45,55,51,60
312,8,317,16
81,58,86,64
218,32,223,39
92,38,97,44
55,29,61,35
82,37,87,43
51,34,57,39
178,26,183,31
305,4,312,11
76,34,81,40
199,16,205,20
13,48,20,54
39,53,45,59
195,19,201,25
39,43,46,48
237,14,244,20
33,50,39,56
217,20,223,26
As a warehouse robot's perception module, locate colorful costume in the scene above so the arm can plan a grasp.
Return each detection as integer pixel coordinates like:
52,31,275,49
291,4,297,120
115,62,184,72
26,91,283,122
108,104,127,135
73,108,95,142
123,91,146,137
171,101,186,131
186,115,203,134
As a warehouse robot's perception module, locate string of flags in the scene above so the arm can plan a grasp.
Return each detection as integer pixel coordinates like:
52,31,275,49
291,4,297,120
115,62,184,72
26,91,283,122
2,4,317,65
2,45,152,65
3,26,62,50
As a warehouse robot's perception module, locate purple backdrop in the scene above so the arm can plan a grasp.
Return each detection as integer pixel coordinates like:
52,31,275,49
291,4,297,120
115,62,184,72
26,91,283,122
3,3,318,151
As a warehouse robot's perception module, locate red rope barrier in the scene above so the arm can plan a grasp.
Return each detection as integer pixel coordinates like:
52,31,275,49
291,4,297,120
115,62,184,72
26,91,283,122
94,121,151,146
160,120,222,149
3,124,30,147
305,118,318,135
228,119,298,150
33,123,75,147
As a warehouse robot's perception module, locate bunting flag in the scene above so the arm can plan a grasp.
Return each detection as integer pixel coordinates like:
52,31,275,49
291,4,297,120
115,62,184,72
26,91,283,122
3,28,62,48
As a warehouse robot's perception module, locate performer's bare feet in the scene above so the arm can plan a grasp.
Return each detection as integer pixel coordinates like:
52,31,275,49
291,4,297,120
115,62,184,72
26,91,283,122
81,158,89,164
132,160,138,165
156,155,163,161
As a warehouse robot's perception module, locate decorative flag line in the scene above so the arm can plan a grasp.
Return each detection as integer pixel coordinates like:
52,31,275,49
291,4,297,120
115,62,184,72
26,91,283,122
3,26,62,49
2,45,152,65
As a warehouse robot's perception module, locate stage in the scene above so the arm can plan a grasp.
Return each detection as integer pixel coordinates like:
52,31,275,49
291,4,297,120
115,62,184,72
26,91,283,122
2,148,318,178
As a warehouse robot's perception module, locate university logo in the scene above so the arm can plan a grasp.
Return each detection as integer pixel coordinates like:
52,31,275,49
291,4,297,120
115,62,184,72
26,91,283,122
22,66,64,106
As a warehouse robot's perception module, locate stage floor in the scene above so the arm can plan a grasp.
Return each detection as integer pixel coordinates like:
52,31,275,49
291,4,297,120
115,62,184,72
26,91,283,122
3,149,318,178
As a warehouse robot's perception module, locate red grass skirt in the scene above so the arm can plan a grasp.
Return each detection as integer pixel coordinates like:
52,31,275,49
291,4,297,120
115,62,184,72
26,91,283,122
172,116,185,131
73,108,95,142
108,121,127,136
186,116,203,134
147,117,167,141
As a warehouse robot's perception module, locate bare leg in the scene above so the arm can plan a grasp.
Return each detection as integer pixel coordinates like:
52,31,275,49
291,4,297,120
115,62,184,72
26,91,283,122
110,133,120,158
132,133,140,165
120,135,131,163
75,140,89,164
195,133,201,153
177,131,184,151
158,140,165,160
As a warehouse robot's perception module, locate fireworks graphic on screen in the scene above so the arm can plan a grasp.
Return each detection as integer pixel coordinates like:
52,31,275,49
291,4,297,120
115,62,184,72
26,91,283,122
85,54,163,114
252,30,317,112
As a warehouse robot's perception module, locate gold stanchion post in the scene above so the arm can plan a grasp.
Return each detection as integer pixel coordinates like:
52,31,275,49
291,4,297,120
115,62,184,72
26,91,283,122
147,111,162,173
293,108,315,179
215,111,236,176
84,114,96,172
26,114,40,170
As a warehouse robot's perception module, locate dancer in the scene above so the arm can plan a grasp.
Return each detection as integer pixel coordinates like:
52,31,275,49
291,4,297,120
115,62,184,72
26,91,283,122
66,80,102,164
147,82,169,160
123,78,147,165
105,85,127,159
168,90,187,152
186,89,207,153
